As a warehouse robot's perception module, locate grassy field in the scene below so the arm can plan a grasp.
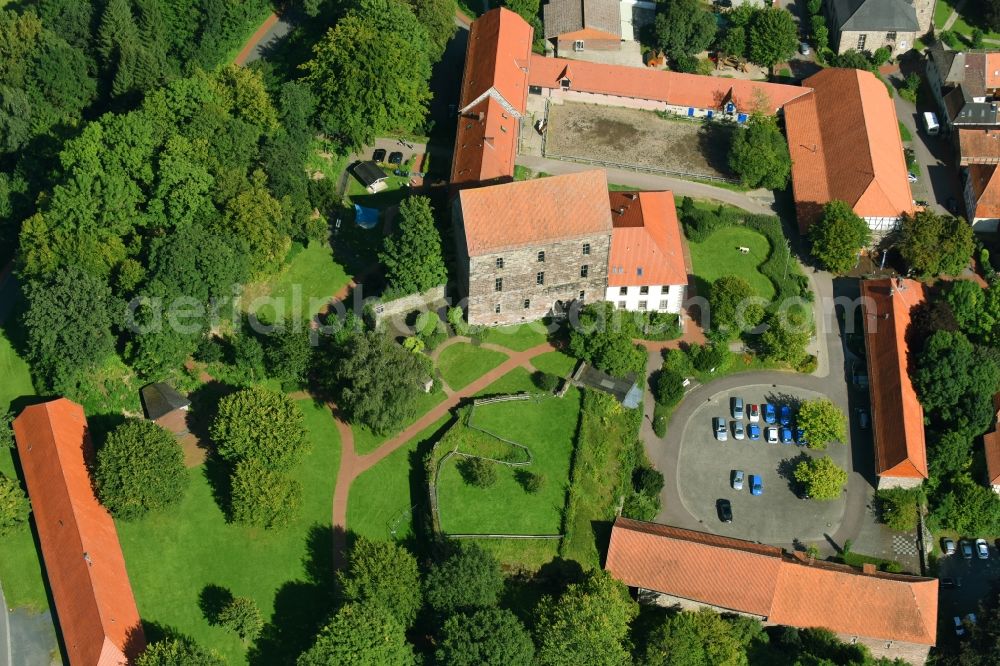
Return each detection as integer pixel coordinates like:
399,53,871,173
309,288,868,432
530,351,577,377
436,389,581,535
351,389,447,455
475,367,539,396
117,398,341,664
933,0,1000,39
477,323,551,351
347,415,451,541
898,121,913,142
688,226,776,300
245,241,351,323
436,343,509,390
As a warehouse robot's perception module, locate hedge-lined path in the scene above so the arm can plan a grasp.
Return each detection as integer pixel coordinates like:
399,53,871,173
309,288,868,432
326,339,556,565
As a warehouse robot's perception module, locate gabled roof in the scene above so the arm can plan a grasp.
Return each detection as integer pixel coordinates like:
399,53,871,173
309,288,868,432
958,129,1000,164
861,279,928,480
985,430,1000,485
830,0,918,32
527,54,811,114
350,161,388,188
785,68,914,229
12,399,145,666
968,164,1000,219
607,191,687,287
927,43,966,87
606,518,938,646
451,8,533,188
141,382,191,421
543,0,621,40
458,170,612,255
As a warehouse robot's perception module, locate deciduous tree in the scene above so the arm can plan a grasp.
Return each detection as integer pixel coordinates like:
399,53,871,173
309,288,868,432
728,113,791,189
808,200,871,273
794,456,848,500
796,399,846,450
709,275,764,336
875,486,921,532
567,302,647,377
95,420,187,520
899,209,975,277
644,609,751,666
425,543,504,613
409,0,458,60
380,196,447,296
747,8,798,72
298,603,415,666
218,596,263,644
914,330,999,433
653,0,717,59
436,609,535,666
655,367,685,406
229,459,302,529
759,311,812,367
137,637,225,666
210,386,309,471
338,537,423,627
0,473,29,537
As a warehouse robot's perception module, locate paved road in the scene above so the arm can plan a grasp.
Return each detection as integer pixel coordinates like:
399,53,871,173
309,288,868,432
234,10,299,66
0,581,10,666
514,154,778,215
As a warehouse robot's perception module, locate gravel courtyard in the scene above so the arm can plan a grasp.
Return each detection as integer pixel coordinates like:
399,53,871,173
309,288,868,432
544,101,735,179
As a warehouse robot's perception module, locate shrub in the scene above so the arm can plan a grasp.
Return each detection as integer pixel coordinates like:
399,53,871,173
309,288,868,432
652,414,667,437
218,596,263,644
194,336,224,363
448,306,470,335
461,457,497,488
642,312,682,341
690,343,731,373
807,0,822,15
876,487,921,532
655,368,685,406
0,473,30,537
632,466,664,496
871,46,891,66
533,371,560,392
523,472,546,494
402,336,425,353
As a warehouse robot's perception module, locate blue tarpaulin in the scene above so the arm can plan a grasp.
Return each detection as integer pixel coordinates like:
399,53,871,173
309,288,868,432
354,204,379,229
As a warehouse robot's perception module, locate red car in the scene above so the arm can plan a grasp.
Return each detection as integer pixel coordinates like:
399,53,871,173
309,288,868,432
748,403,760,423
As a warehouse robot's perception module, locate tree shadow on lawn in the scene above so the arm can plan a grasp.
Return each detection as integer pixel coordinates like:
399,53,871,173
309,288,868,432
405,415,455,559
695,122,736,178
198,583,234,626
248,523,338,666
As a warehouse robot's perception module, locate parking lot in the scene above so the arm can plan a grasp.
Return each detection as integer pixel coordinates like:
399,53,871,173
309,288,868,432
937,539,1000,643
676,384,850,545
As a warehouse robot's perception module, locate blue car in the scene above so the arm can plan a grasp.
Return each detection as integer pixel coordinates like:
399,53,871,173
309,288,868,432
748,423,761,440
779,405,792,426
780,427,793,444
750,474,763,496
763,403,776,424
795,428,807,446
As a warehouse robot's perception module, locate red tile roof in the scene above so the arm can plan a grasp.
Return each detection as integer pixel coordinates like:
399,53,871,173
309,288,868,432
861,279,929,480
785,68,914,230
527,54,812,113
606,518,938,646
958,128,1000,165
13,399,145,666
607,191,687,287
450,8,533,188
968,163,1000,219
458,170,612,255
986,52,1000,90
985,430,1000,485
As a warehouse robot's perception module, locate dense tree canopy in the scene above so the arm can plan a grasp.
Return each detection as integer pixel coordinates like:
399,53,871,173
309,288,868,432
303,0,432,152
218,596,263,644
898,210,975,277
0,473,30,537
808,200,871,273
728,113,791,190
796,399,846,450
424,543,504,613
211,386,308,471
644,609,761,666
408,0,457,61
653,0,717,59
95,419,187,520
794,456,848,500
298,603,415,666
436,609,535,666
913,330,999,434
747,8,798,71
136,637,225,666
567,302,647,377
337,537,423,628
380,195,447,296
709,275,764,336
759,311,812,367
229,459,303,529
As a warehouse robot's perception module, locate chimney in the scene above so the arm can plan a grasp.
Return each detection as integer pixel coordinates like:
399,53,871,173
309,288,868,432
627,193,638,201
615,206,625,215
862,563,876,574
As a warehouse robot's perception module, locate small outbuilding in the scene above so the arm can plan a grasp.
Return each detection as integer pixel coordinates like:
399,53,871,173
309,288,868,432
350,160,389,193
575,364,642,408
141,382,191,436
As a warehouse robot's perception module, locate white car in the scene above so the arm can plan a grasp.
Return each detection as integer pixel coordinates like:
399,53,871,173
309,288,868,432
976,539,989,559
766,427,779,444
748,403,760,423
908,172,918,183
732,470,745,490
954,616,965,637
714,417,728,441
733,421,745,440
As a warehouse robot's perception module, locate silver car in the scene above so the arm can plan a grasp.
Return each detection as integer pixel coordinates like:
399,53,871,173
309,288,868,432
731,397,744,420
713,417,728,441
733,421,745,440
732,470,745,490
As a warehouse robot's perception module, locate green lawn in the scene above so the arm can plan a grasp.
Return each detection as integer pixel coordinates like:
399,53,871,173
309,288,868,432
346,174,412,210
436,388,581,535
351,389,447,455
477,323,551,351
530,351,577,377
898,121,913,142
245,241,351,323
436,343,509,390
475,367,539,396
688,226,776,300
117,398,340,664
933,0,1000,39
347,415,452,541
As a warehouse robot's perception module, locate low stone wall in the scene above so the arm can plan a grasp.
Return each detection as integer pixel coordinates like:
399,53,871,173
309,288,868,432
372,285,447,325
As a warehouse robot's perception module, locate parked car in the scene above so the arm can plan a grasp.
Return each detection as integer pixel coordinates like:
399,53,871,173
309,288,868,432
941,577,956,588
799,41,811,55
763,403,776,424
733,421,745,440
907,172,918,183
779,405,792,426
967,613,978,625
388,151,404,165
954,616,965,637
717,498,733,522
714,417,728,441
372,148,387,162
732,470,745,490
942,538,956,555
732,397,744,420
748,423,761,440
795,428,807,446
961,540,974,559
766,427,778,444
796,484,811,500
976,538,989,559
748,403,760,423
750,474,763,496
780,427,794,444
946,196,959,214
856,408,870,429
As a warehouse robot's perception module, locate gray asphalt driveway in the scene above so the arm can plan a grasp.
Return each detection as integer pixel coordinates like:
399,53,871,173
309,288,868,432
679,385,848,544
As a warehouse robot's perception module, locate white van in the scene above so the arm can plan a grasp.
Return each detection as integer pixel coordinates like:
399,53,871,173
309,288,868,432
923,111,940,136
